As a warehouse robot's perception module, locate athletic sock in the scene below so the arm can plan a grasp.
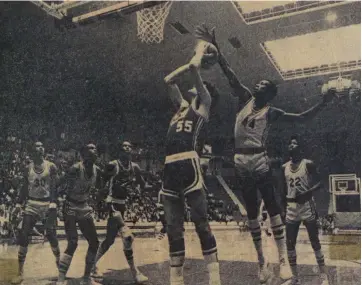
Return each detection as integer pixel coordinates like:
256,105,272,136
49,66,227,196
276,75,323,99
270,214,286,262
248,219,265,265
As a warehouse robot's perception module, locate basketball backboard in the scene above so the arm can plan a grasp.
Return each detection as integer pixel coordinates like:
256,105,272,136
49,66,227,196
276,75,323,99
31,1,163,24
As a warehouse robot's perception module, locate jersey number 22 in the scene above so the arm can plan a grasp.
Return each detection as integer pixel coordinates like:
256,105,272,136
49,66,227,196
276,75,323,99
176,120,193,133
289,177,301,188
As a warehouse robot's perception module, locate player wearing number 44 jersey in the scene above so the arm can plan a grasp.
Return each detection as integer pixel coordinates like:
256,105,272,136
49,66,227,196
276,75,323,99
282,136,329,285
12,142,60,284
195,24,335,283
161,42,221,285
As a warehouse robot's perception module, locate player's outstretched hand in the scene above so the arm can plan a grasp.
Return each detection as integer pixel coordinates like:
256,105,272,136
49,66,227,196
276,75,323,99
195,24,217,47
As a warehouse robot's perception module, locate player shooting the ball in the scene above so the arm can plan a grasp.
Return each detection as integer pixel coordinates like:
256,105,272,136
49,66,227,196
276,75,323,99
195,24,335,283
161,40,221,285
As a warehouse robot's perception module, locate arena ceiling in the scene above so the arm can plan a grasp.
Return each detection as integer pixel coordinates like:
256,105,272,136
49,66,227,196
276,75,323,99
0,1,360,143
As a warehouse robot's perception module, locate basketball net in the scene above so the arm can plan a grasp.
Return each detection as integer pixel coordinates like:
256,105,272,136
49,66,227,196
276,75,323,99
136,2,172,44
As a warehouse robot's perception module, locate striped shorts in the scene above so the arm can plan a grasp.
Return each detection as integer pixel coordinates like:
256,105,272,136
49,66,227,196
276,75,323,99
286,198,317,224
24,199,57,229
160,151,204,198
63,200,94,220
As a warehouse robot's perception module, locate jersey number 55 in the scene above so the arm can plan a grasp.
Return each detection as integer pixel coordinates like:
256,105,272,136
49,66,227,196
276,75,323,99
176,120,193,133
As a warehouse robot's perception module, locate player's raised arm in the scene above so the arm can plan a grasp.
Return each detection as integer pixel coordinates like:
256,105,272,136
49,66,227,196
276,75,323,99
167,83,188,109
269,90,334,123
189,63,211,115
195,24,252,106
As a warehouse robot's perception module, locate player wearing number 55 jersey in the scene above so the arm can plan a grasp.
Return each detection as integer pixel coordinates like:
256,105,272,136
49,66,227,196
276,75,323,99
282,136,329,285
12,142,60,284
161,44,221,285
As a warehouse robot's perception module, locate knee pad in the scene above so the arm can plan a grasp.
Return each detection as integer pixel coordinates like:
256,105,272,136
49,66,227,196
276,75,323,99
166,224,184,241
122,234,134,251
286,240,296,251
46,229,58,246
66,239,78,255
169,237,185,255
90,238,100,252
194,220,211,235
194,222,216,252
17,229,28,247
310,238,321,251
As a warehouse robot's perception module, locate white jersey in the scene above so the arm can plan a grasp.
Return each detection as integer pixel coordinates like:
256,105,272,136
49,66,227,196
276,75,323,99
28,160,54,200
283,159,312,199
235,99,270,149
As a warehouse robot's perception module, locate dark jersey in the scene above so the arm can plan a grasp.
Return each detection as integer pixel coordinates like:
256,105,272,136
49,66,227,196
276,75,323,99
166,104,206,156
108,160,136,200
65,162,99,203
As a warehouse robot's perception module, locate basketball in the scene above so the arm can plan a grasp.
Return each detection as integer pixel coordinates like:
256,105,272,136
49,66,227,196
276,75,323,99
200,42,219,69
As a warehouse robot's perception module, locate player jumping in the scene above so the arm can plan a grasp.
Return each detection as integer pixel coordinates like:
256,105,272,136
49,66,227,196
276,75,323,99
160,42,221,285
12,141,60,284
57,143,102,285
92,140,148,283
282,136,329,285
196,24,334,283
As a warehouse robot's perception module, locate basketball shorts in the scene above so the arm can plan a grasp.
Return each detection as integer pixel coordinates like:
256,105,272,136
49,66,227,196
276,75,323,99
24,199,57,229
234,152,270,178
63,200,94,220
285,198,318,224
160,151,204,198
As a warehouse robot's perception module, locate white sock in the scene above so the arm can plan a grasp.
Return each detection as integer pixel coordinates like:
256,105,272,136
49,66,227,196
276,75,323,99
270,215,286,262
207,262,221,285
170,266,184,285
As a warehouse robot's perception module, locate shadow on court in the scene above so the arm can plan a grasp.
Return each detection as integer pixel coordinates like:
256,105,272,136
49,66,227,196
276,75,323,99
81,259,359,285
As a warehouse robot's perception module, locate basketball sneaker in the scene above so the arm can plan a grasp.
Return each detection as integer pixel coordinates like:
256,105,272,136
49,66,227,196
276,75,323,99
56,276,66,285
80,277,99,285
320,273,330,285
259,263,271,283
288,276,301,285
279,258,293,280
133,270,149,284
91,266,102,278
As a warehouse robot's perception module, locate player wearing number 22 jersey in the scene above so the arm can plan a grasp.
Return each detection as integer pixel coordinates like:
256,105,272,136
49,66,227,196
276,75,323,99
282,136,329,285
161,54,221,285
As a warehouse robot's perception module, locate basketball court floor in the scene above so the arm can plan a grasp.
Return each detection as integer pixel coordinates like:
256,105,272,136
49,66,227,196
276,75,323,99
0,227,360,285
